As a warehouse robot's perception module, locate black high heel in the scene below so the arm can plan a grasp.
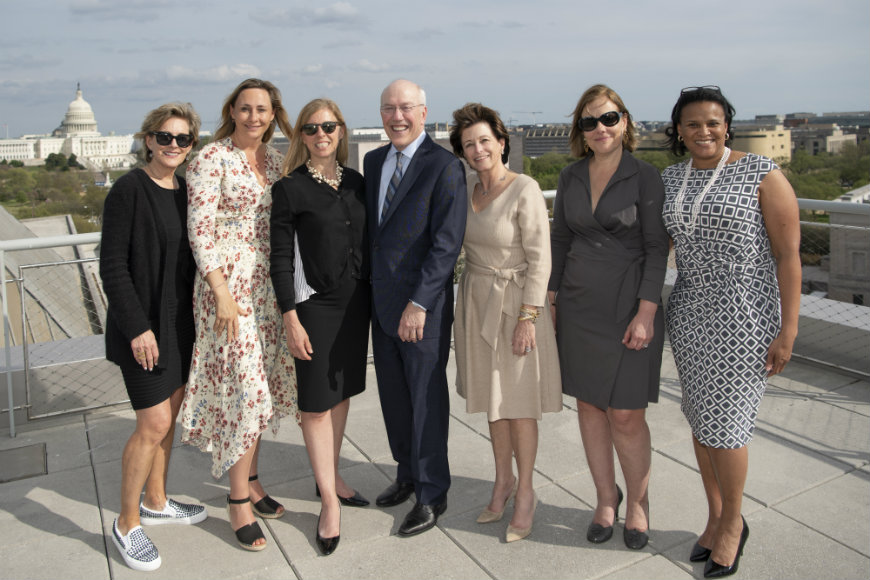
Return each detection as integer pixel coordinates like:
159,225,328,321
690,541,713,562
315,509,340,556
704,516,749,578
586,484,623,543
315,483,370,507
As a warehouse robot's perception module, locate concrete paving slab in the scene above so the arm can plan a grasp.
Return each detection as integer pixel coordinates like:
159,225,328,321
1,528,109,580
0,416,91,473
774,469,870,556
0,465,102,540
445,482,648,580
657,430,850,508
600,554,695,580
647,386,693,450
768,360,859,395
83,408,136,465
758,386,870,468
734,509,869,580
816,379,870,417
292,527,490,580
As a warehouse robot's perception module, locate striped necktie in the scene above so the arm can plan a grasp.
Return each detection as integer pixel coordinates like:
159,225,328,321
380,151,405,224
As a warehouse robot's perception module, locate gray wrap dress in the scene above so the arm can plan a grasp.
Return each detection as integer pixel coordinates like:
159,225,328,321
549,151,668,410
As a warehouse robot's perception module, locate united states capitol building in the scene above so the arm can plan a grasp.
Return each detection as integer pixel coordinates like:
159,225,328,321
0,84,136,170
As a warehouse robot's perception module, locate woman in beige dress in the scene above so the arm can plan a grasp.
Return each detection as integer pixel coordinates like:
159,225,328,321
449,103,562,543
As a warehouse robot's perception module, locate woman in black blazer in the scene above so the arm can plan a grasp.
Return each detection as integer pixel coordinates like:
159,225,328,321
99,102,206,571
270,98,370,556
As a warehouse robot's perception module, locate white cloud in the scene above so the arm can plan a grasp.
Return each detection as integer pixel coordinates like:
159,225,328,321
165,64,262,83
302,64,324,75
250,1,363,27
355,59,388,73
69,0,171,22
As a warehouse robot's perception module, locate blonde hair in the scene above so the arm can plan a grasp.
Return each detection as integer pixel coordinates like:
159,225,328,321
213,78,293,144
281,99,348,176
134,102,201,163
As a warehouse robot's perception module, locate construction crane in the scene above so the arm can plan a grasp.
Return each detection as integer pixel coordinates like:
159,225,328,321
514,111,542,126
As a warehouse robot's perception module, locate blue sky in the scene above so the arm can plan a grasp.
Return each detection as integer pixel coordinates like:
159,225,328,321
1,0,868,137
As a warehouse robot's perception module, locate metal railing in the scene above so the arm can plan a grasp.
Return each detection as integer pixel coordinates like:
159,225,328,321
2,198,868,436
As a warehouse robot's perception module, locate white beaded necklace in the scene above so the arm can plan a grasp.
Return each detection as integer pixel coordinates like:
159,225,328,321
674,147,731,237
306,159,342,189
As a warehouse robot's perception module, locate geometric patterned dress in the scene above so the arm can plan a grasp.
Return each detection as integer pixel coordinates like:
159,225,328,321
661,153,781,448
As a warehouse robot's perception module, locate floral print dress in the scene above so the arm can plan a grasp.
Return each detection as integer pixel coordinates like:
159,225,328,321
182,137,298,478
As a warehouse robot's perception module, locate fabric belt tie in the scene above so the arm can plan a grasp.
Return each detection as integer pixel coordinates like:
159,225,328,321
465,260,527,350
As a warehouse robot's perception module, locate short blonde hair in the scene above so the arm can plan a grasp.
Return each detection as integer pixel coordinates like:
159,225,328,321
134,102,201,163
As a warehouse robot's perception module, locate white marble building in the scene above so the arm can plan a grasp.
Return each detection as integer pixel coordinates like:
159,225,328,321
0,85,136,169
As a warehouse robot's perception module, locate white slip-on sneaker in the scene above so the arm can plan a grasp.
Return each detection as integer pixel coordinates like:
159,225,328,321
111,519,161,572
139,498,207,526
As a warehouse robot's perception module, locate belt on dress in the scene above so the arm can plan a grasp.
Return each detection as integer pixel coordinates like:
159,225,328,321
464,260,527,350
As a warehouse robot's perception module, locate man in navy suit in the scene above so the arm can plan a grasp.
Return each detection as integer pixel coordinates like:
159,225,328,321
365,79,467,536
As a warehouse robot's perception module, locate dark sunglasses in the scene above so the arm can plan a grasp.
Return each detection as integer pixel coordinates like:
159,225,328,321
150,131,193,148
578,111,623,132
681,85,721,94
300,122,341,136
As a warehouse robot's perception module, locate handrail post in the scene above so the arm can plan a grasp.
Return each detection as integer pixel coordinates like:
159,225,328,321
2,249,16,437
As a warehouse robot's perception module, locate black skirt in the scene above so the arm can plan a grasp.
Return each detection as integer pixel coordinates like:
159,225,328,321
295,277,371,412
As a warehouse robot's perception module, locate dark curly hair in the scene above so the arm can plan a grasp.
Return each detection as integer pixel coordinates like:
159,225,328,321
664,86,736,155
449,103,510,164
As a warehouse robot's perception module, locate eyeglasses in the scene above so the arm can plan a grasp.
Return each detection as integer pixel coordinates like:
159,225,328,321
680,85,721,94
300,122,341,136
380,104,423,115
578,111,623,132
150,131,193,148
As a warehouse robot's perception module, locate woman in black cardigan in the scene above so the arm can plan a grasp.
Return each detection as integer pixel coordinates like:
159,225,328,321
99,102,206,572
270,98,370,556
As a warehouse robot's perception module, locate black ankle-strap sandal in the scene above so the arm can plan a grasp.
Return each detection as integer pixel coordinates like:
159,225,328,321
226,496,267,551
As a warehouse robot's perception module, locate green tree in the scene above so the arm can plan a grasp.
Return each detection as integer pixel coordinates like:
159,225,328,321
44,152,68,171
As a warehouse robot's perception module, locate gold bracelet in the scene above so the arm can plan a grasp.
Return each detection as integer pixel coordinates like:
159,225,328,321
518,314,537,323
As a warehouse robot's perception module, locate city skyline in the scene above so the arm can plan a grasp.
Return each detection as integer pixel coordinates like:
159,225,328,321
1,0,868,137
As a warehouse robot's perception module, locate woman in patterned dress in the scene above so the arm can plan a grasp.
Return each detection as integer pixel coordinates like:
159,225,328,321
661,86,800,577
449,103,562,543
182,78,298,552
549,85,668,551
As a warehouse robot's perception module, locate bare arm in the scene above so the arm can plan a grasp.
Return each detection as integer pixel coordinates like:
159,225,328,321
759,168,801,375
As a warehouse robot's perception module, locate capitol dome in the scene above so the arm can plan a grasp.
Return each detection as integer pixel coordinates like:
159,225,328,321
54,83,99,137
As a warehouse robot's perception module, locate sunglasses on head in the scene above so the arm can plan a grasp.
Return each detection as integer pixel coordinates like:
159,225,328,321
680,85,721,94
300,122,341,136
578,111,623,132
150,131,193,148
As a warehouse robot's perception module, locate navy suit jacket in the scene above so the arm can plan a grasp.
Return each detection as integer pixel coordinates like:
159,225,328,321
364,134,467,339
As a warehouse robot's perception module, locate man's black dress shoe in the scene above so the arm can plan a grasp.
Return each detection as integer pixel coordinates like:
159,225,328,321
315,484,370,507
704,517,749,578
397,502,446,537
690,541,712,562
376,481,415,507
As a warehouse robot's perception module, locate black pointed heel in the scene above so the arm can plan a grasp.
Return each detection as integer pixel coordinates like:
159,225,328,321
704,516,749,578
315,511,340,556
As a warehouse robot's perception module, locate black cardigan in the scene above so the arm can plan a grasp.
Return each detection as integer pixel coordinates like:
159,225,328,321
270,164,368,313
99,169,194,364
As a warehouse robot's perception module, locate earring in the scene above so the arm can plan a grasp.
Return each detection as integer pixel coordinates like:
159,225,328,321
725,132,730,140
677,135,683,142
583,142,589,153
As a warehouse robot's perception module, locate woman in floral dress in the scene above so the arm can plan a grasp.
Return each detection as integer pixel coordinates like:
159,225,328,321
182,78,298,552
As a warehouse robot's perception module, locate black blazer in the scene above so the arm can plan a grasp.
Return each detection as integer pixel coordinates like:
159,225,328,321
270,164,368,313
364,134,467,338
99,169,193,364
